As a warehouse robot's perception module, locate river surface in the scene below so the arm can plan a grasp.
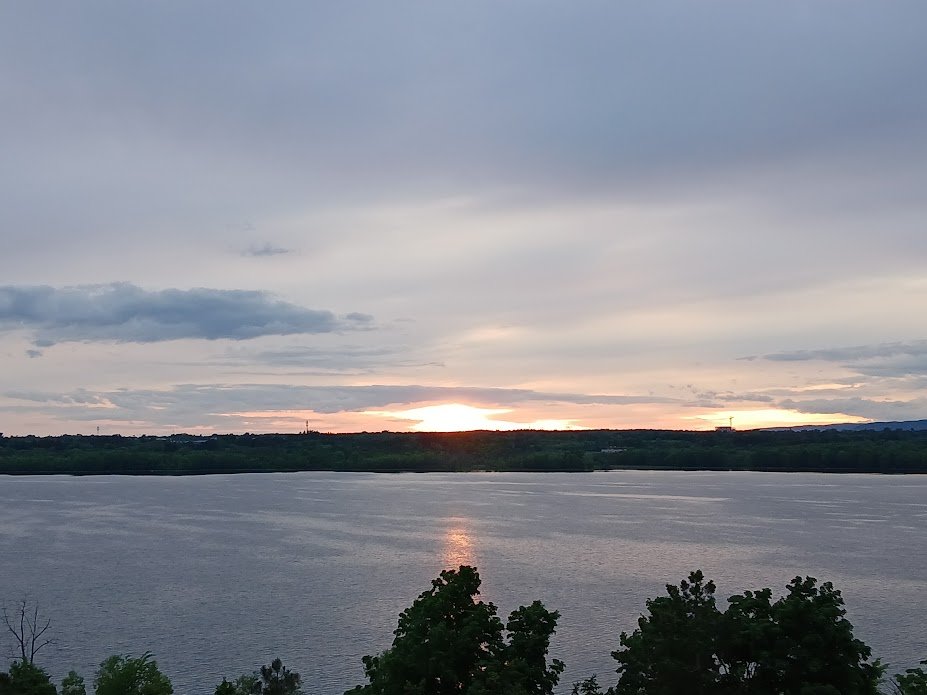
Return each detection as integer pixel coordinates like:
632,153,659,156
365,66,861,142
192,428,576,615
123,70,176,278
0,471,925,694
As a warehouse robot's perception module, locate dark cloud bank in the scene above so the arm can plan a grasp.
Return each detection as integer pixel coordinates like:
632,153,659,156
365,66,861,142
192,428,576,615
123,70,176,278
0,283,370,347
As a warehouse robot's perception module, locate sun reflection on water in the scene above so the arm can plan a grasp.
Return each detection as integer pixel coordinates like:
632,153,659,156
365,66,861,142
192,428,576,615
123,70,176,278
441,523,476,569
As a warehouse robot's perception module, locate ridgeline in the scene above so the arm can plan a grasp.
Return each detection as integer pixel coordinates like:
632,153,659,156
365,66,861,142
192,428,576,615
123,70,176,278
1,428,926,475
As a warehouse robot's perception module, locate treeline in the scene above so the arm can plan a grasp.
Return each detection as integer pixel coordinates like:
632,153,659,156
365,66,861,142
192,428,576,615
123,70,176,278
1,429,926,475
3,568,926,695
0,653,299,695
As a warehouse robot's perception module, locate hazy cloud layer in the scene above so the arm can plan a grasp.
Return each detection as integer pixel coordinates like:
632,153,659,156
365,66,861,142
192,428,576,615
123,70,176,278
218,344,442,374
1,384,681,432
0,284,367,346
5,384,677,415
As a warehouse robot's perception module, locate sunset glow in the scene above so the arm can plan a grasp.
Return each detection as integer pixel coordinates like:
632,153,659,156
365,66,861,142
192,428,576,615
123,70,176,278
365,403,583,432
693,409,871,430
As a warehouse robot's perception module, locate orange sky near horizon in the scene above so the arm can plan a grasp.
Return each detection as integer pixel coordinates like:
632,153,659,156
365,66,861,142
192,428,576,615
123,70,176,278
210,402,871,435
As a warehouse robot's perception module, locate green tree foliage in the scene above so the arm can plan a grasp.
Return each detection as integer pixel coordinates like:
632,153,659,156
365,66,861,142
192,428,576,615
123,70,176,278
60,672,85,695
570,675,605,695
215,660,300,695
4,429,926,475
725,576,882,694
612,570,723,695
346,565,563,695
488,601,565,694
94,654,172,695
894,661,927,694
0,661,57,695
609,572,883,695
215,674,260,695
257,660,301,695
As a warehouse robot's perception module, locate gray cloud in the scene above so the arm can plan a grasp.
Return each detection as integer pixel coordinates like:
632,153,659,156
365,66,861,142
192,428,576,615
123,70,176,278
3,384,679,429
760,341,927,363
780,397,927,422
0,283,365,346
753,340,927,380
218,344,441,374
242,243,291,257
851,357,927,379
3,2,926,226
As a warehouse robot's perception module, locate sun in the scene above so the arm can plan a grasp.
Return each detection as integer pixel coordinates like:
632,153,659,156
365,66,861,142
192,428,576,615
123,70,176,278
364,403,582,432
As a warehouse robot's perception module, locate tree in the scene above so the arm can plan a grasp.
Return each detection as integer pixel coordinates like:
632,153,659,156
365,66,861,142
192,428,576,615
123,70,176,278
733,576,882,694
570,675,606,695
2,600,53,665
892,661,927,695
60,672,86,695
215,675,260,695
607,571,883,695
346,565,564,695
216,660,300,695
472,601,565,695
612,570,723,695
257,659,301,695
93,654,172,695
0,660,57,695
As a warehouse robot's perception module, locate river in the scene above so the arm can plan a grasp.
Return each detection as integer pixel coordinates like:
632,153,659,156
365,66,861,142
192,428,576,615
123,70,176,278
0,471,924,693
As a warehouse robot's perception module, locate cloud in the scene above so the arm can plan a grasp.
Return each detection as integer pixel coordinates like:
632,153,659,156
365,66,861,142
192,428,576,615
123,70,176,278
218,344,439,374
0,283,367,346
759,341,927,363
753,340,927,380
242,242,291,257
779,397,927,422
2,383,679,429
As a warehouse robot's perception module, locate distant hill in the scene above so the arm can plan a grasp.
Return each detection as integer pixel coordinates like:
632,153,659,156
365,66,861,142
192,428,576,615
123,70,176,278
771,419,927,432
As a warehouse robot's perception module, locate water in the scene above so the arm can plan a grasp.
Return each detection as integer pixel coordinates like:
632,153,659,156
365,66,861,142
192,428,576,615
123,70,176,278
0,471,924,694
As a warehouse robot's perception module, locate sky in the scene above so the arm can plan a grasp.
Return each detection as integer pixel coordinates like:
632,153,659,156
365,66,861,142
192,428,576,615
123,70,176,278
1,1,926,435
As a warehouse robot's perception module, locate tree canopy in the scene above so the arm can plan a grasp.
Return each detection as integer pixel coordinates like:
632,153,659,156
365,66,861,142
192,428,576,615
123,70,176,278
0,661,57,695
345,565,564,695
607,571,883,695
93,654,172,695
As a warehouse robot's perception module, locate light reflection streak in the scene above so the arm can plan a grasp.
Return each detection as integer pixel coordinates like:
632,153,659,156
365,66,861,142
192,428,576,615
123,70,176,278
441,522,476,569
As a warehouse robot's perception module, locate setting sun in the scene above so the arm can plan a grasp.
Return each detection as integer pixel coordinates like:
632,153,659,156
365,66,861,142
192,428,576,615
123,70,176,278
364,403,583,432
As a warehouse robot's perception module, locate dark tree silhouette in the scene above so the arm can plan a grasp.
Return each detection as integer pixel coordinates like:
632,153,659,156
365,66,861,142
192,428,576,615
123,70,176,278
606,572,883,695
346,565,563,695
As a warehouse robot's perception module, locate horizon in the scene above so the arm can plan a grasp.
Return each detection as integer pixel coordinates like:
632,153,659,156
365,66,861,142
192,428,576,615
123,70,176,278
10,414,926,439
2,3,925,436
